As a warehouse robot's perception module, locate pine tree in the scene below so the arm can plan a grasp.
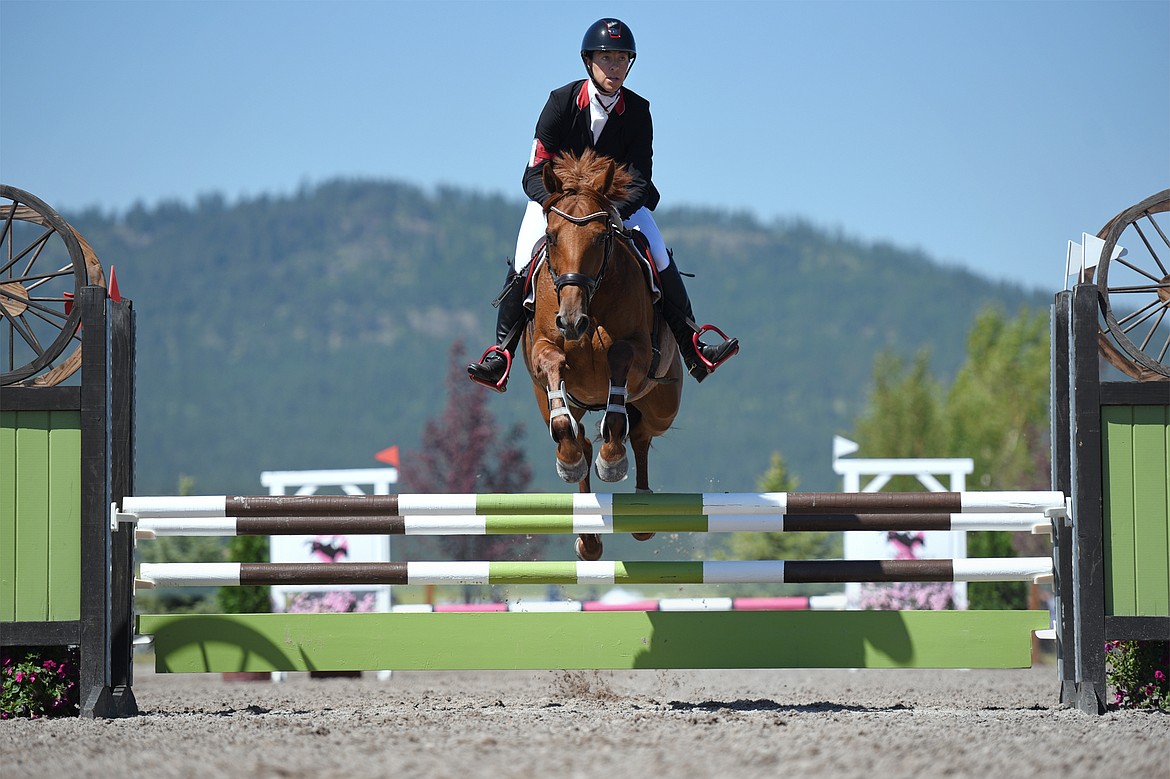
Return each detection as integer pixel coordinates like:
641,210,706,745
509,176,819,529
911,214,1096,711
945,306,1051,490
853,349,948,491
726,452,842,594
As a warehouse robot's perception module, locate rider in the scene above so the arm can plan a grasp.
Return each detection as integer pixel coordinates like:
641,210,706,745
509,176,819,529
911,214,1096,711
467,17,739,391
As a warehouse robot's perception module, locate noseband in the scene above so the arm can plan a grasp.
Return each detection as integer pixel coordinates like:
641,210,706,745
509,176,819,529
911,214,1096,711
544,194,624,304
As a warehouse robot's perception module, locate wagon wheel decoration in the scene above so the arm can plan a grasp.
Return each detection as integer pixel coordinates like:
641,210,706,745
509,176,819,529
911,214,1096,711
1086,189,1170,381
1,185,106,387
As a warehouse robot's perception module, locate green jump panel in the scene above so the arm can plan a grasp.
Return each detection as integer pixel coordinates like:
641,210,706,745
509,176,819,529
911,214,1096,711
138,610,1049,673
1102,404,1170,617
0,410,82,623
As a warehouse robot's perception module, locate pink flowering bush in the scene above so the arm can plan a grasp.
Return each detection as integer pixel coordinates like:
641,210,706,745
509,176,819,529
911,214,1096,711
1105,640,1169,711
286,591,376,613
858,581,955,610
1,646,79,719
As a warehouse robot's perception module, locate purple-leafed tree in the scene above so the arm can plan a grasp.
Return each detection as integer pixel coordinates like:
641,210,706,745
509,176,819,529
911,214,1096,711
401,341,543,572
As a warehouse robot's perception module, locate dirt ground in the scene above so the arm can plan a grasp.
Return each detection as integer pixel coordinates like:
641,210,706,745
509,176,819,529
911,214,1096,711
2,664,1167,779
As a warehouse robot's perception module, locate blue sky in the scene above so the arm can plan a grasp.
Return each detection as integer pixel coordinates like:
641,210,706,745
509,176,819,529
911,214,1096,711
2,0,1166,292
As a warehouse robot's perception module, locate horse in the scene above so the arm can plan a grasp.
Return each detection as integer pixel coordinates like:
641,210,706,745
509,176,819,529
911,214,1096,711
521,149,684,561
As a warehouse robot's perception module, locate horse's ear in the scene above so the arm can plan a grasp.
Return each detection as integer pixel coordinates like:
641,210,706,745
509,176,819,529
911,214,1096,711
542,162,562,195
600,160,615,195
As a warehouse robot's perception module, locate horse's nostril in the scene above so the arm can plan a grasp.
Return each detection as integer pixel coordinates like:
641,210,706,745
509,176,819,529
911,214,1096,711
555,314,589,340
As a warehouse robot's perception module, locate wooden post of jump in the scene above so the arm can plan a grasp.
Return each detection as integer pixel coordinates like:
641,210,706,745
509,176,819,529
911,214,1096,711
1,287,137,718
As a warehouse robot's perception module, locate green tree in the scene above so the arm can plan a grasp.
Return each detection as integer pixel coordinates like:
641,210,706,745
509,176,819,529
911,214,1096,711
853,350,948,491
945,307,1051,490
216,535,272,614
850,305,1051,609
945,307,1051,608
726,453,842,594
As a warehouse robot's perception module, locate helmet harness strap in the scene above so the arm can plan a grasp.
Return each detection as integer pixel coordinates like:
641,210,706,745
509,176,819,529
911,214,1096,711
582,51,635,96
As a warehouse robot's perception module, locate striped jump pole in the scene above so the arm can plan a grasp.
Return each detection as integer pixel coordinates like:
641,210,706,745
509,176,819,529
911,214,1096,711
137,557,1054,588
131,512,1054,538
119,490,1068,519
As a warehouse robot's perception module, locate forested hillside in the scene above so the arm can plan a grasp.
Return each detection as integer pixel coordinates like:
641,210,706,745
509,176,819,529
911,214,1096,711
64,179,1051,496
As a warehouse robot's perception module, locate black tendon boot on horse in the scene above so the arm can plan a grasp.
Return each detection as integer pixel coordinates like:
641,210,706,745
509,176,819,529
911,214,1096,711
468,267,529,392
657,258,739,382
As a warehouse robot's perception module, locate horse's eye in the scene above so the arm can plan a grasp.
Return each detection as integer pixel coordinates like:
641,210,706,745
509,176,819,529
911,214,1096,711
595,233,608,246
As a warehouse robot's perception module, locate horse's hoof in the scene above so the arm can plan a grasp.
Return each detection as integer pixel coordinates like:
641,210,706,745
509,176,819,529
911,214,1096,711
575,535,603,561
631,532,655,542
594,454,628,483
556,455,589,483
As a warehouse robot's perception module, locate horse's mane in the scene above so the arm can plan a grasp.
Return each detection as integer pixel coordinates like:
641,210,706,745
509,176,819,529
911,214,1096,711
551,149,634,205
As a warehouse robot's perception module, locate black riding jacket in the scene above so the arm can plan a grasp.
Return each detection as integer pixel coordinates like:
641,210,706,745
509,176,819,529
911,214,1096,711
522,79,661,220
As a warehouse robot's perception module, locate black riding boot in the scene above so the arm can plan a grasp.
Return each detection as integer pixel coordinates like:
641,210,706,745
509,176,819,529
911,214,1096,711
467,267,528,392
657,258,739,382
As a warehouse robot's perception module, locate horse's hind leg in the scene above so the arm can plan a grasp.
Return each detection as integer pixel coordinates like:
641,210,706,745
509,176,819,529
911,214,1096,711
576,532,603,560
575,438,604,561
631,407,659,540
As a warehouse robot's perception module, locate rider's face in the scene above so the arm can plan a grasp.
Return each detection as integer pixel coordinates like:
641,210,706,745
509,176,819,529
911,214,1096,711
588,51,630,94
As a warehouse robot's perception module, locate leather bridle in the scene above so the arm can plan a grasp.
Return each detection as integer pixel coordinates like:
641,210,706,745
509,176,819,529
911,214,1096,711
543,193,626,306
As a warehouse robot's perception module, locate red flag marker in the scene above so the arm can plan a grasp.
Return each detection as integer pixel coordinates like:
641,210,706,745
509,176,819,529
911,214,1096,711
108,265,122,303
375,444,399,467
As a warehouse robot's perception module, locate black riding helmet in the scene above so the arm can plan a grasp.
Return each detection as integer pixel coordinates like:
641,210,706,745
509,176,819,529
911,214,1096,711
581,18,636,91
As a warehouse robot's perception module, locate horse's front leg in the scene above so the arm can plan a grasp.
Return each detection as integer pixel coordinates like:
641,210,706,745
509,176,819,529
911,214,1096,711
532,343,600,560
529,341,589,484
594,340,633,483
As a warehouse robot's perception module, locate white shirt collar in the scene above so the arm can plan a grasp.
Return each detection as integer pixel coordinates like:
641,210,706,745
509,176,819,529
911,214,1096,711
586,79,621,109
586,80,621,143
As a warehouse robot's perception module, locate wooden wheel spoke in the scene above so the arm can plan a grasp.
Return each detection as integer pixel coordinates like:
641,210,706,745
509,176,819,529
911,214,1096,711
1114,297,1163,329
1,226,54,277
0,201,19,248
5,264,76,289
1,305,47,356
21,295,72,324
1135,306,1167,353
1117,306,1168,347
1106,282,1169,294
1132,216,1169,277
1111,253,1165,284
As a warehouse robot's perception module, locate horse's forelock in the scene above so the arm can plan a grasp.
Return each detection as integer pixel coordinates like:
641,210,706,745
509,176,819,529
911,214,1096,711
552,150,633,207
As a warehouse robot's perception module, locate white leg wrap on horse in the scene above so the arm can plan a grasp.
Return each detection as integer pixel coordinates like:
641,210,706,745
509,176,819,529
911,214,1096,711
547,381,579,440
599,383,629,443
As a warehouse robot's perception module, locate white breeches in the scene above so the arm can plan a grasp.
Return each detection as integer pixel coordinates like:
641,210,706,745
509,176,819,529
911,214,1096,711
513,200,670,272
